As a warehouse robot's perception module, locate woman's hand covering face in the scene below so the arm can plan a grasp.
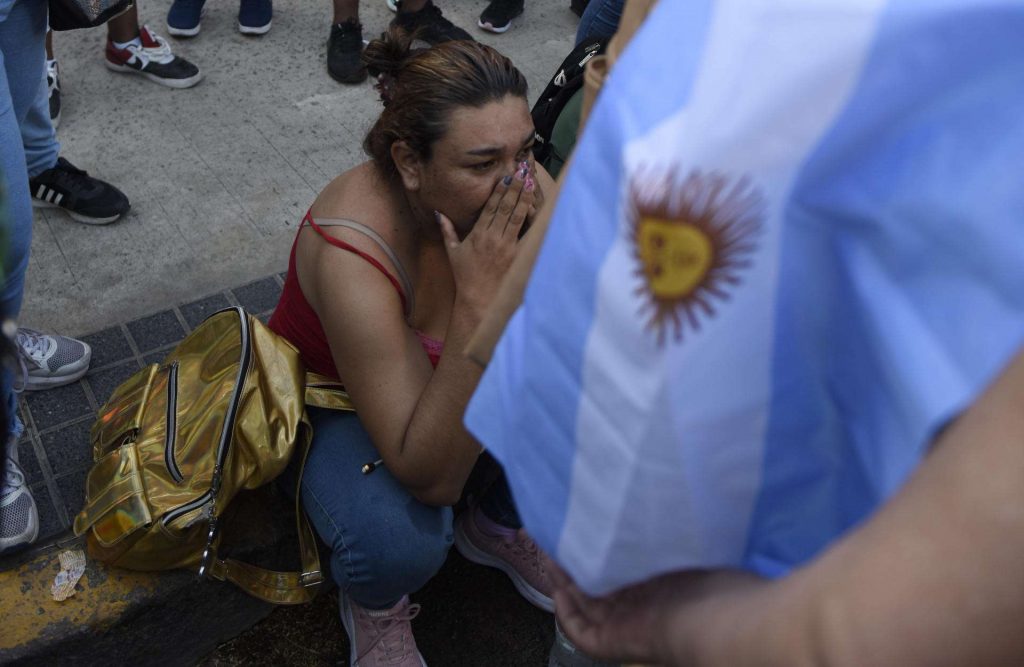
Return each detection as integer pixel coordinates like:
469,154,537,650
435,163,536,313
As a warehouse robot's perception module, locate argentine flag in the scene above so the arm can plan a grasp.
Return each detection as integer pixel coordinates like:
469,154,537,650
465,0,1024,595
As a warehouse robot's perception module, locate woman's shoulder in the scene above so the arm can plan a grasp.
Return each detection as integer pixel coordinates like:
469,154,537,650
298,163,410,307
310,162,396,226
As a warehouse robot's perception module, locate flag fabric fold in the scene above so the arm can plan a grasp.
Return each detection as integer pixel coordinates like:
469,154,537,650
466,0,1024,595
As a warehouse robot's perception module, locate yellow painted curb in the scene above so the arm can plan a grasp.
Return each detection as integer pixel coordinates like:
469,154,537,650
0,549,165,652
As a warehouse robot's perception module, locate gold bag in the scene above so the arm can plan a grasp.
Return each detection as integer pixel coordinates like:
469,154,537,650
74,307,323,604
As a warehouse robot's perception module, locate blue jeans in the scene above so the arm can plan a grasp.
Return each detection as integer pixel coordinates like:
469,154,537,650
283,407,520,610
575,0,624,44
0,0,60,442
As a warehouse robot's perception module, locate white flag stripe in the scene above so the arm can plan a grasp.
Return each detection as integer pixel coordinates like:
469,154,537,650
561,0,885,594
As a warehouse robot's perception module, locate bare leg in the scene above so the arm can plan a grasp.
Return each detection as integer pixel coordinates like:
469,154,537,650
332,0,358,23
399,0,427,12
106,4,141,43
45,28,53,60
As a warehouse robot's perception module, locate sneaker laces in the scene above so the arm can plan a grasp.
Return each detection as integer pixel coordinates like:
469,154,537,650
13,329,50,393
15,329,51,364
125,33,175,66
331,20,363,54
356,602,421,665
43,158,93,192
2,454,24,497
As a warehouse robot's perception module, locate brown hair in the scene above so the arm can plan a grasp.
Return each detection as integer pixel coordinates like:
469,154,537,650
362,28,529,180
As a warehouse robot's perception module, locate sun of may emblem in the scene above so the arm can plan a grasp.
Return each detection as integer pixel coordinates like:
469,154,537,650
629,168,764,345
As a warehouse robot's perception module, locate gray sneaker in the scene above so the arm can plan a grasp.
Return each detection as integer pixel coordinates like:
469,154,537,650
1,441,39,554
15,328,92,391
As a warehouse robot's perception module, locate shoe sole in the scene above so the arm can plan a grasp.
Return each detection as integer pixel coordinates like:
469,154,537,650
328,66,369,84
477,17,513,33
23,362,91,390
22,342,92,390
238,20,272,35
31,198,124,225
453,515,555,613
340,594,428,667
166,23,201,36
104,59,204,89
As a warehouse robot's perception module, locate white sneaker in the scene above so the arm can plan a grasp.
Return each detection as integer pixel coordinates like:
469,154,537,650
341,594,427,666
15,328,92,391
1,439,39,554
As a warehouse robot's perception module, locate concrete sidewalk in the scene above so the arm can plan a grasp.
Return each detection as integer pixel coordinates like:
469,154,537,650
24,0,577,336
4,2,576,663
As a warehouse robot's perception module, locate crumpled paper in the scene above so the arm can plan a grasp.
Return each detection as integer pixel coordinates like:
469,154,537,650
51,549,86,601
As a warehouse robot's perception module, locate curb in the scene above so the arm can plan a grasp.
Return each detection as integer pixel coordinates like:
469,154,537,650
1,488,298,666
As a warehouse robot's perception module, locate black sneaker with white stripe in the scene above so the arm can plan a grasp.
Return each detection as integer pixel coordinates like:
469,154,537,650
29,157,130,225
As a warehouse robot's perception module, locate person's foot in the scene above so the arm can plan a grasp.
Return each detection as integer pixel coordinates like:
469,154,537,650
15,328,92,391
29,157,130,225
46,59,61,129
166,0,207,37
340,594,427,666
327,19,368,84
238,0,272,35
391,0,472,45
454,506,554,612
478,0,524,33
104,25,203,89
1,439,39,555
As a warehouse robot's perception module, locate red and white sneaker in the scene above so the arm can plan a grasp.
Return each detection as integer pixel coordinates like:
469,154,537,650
104,25,203,89
454,506,555,612
341,594,427,666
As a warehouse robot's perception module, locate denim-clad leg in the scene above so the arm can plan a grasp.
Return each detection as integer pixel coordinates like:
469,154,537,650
282,406,453,610
575,0,624,44
0,0,59,442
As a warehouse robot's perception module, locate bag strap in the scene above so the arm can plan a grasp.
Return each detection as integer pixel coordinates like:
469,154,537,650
304,371,355,411
312,217,416,322
206,419,324,605
208,372,356,602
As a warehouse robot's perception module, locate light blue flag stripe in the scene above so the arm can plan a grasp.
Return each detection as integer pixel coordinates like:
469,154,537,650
466,0,716,556
746,0,1024,576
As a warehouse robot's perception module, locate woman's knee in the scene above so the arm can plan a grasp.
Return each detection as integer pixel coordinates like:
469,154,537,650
339,505,453,608
357,504,453,585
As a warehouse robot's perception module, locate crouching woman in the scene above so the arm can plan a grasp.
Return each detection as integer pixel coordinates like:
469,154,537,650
269,28,554,666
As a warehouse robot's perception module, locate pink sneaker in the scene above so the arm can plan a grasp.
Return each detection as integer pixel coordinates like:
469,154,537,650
454,506,554,612
341,594,427,666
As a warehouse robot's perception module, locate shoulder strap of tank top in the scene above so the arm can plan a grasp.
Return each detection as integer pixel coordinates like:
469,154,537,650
310,217,416,321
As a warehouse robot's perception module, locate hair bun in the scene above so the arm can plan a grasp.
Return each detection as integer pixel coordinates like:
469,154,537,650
363,25,415,78
363,26,423,107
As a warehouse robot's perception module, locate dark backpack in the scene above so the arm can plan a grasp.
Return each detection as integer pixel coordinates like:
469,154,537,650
531,37,609,171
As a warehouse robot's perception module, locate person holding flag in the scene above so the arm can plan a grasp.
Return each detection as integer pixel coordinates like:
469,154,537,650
465,0,1024,663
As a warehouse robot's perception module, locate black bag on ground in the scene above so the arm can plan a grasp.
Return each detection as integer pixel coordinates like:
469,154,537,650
49,0,134,31
530,37,609,176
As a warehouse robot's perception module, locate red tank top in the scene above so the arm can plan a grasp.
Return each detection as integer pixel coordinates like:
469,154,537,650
269,212,443,381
